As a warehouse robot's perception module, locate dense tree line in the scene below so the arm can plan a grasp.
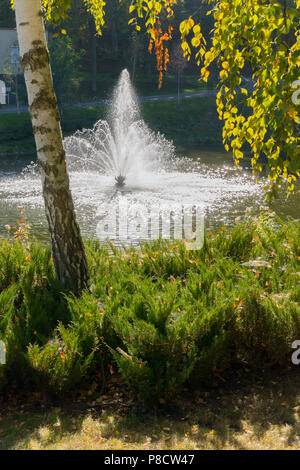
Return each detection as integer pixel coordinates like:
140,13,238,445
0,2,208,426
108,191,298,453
1,0,216,102
0,0,15,28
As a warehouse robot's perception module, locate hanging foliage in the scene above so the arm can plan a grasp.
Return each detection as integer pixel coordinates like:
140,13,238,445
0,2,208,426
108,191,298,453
179,0,300,198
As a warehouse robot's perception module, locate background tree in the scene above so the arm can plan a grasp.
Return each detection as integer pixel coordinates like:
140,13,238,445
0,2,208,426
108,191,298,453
131,30,143,82
89,16,97,93
49,35,81,103
0,0,15,28
168,43,187,103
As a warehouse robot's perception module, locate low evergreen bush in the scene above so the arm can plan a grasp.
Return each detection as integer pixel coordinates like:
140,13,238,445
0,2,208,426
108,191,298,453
0,209,299,403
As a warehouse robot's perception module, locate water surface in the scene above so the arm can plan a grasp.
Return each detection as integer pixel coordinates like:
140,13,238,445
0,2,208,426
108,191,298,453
0,149,299,245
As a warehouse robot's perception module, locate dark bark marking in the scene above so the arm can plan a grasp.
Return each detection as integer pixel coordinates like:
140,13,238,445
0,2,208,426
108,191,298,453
21,46,49,73
30,88,58,114
38,159,60,178
32,125,52,135
57,150,66,164
42,184,90,293
38,145,55,153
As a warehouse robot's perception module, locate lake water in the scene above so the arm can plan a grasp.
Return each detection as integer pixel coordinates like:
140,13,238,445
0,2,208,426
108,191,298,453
0,148,299,245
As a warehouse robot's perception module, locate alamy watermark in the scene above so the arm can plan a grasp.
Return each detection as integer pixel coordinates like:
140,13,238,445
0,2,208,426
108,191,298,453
0,341,6,365
96,200,205,250
291,340,300,365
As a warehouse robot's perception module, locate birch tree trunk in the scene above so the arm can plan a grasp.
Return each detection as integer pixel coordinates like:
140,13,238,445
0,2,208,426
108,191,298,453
14,0,90,294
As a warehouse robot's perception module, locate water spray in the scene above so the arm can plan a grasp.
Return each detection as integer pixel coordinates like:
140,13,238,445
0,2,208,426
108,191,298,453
63,69,174,183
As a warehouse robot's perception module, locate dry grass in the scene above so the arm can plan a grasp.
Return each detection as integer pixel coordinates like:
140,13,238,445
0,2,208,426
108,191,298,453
1,367,300,450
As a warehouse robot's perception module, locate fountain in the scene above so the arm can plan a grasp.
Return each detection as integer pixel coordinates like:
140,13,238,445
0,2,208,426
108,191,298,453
0,69,270,245
63,69,174,186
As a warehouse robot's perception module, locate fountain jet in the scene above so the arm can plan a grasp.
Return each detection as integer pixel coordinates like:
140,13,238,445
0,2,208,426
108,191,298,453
63,69,174,184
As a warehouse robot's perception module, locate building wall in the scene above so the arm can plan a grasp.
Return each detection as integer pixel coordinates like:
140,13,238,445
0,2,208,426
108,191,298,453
0,80,6,104
0,28,22,75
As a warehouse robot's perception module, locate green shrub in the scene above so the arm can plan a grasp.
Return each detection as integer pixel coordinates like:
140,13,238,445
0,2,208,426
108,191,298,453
231,283,300,365
27,311,102,395
106,289,198,403
0,212,299,403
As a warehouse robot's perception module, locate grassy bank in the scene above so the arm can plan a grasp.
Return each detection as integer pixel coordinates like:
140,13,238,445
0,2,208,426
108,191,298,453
0,208,299,404
0,96,221,154
76,72,215,102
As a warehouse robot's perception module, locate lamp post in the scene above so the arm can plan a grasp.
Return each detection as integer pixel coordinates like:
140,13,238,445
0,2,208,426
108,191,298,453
9,43,20,113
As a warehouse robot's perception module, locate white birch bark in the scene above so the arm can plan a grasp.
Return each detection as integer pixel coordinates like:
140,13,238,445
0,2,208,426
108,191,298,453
14,0,90,294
